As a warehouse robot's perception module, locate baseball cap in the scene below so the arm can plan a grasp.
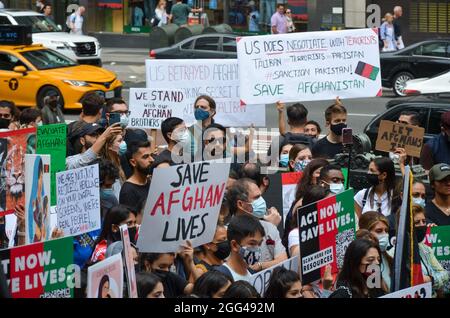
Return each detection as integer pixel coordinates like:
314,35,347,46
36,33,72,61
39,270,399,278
441,111,450,128
429,163,450,183
72,122,104,139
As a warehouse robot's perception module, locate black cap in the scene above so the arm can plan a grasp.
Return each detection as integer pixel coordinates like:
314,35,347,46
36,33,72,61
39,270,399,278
72,122,104,139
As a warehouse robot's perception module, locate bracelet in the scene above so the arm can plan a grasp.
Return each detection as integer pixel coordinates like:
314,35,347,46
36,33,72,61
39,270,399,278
258,262,263,271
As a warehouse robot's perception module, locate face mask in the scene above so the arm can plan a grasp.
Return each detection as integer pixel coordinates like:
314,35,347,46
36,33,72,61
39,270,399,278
101,188,115,198
330,123,347,136
101,188,118,210
0,118,10,129
154,269,169,279
294,159,310,172
213,241,231,260
279,154,289,167
173,130,190,143
118,141,127,156
367,173,380,187
377,233,389,252
128,226,137,245
37,121,43,127
251,196,267,219
415,225,427,243
239,245,262,266
194,108,210,121
120,115,129,128
329,183,345,194
412,197,426,208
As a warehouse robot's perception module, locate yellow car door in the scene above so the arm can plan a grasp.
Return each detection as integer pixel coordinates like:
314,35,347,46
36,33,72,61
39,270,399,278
0,50,41,107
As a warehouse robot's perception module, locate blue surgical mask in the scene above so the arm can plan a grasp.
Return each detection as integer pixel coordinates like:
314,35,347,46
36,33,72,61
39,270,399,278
118,141,127,156
239,245,262,266
294,159,310,172
329,183,345,194
194,108,210,121
377,233,389,252
412,197,426,208
101,188,115,198
120,114,129,128
251,196,267,219
279,154,289,167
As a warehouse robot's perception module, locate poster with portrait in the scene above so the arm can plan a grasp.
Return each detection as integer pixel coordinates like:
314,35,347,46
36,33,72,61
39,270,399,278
25,154,51,244
120,224,138,298
87,253,124,298
0,127,36,217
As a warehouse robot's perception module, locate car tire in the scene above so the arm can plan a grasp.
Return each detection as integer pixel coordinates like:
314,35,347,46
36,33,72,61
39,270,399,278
37,86,64,109
392,71,414,97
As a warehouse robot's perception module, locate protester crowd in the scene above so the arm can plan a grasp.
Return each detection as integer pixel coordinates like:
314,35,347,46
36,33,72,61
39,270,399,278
0,85,449,299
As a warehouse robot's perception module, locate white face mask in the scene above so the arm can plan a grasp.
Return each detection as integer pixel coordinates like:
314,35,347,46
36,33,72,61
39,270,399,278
173,129,189,143
329,183,345,194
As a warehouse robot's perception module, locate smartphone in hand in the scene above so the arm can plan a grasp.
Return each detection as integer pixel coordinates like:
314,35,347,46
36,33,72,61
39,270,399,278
342,128,353,145
108,112,121,126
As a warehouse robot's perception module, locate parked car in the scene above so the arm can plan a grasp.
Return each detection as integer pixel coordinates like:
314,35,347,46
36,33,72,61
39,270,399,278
403,70,450,95
0,9,102,66
380,39,450,97
364,99,450,149
150,33,238,59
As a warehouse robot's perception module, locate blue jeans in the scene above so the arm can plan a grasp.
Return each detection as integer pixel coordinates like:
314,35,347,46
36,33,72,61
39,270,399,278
143,0,157,22
260,0,276,25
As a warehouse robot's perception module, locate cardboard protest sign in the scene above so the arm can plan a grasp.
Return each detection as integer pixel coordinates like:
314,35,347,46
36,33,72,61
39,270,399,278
55,164,101,237
87,253,123,298
236,28,382,104
145,59,266,127
36,123,66,206
282,172,302,223
25,155,51,244
248,256,299,296
0,127,36,217
120,224,138,298
380,282,432,298
424,225,450,294
129,88,184,129
137,161,230,253
375,120,424,158
0,236,76,298
297,189,356,285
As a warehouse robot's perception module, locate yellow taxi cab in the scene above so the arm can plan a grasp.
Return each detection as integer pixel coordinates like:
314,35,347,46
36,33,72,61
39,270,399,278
0,34,122,109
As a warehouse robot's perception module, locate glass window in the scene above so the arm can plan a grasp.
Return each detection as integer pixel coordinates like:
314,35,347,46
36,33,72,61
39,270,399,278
194,37,219,51
21,49,77,70
0,53,20,71
181,40,194,50
14,15,60,33
0,16,12,24
427,109,446,135
414,42,447,58
222,37,237,53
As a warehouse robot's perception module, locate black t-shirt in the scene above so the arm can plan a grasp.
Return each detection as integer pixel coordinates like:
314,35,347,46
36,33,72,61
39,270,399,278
119,181,150,211
393,18,402,38
425,201,450,226
312,136,343,159
154,271,187,298
155,149,174,164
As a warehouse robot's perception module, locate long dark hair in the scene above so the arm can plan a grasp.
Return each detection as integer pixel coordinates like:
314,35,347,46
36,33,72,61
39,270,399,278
336,239,382,298
97,274,110,298
94,205,131,246
295,159,329,201
192,270,231,298
136,272,162,298
223,281,261,298
368,157,396,211
291,185,330,229
265,267,300,298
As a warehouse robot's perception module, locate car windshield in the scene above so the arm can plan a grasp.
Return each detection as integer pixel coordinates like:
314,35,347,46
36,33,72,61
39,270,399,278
14,15,61,33
21,49,78,70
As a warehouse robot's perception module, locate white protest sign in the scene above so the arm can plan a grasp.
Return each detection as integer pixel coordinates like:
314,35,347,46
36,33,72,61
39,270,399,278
236,28,382,104
129,88,185,129
248,256,299,297
120,224,138,298
55,164,101,237
145,59,266,127
137,160,230,253
380,282,432,298
87,253,124,298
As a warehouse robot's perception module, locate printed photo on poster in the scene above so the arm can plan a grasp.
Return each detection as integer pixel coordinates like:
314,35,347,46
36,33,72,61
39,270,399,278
87,253,124,298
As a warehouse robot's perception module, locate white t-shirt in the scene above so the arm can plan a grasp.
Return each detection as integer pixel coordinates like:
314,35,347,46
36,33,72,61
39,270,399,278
288,228,299,252
259,220,286,262
222,263,252,282
354,187,392,216
70,13,84,35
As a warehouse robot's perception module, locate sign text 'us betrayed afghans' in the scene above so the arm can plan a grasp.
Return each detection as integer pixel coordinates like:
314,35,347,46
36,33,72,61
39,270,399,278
237,28,382,104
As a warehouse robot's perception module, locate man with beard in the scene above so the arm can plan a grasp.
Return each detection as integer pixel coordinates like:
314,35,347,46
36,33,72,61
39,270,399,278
41,91,65,125
119,140,154,211
66,122,122,169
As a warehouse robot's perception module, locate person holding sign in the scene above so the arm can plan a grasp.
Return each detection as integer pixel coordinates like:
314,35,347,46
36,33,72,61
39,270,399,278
312,100,347,160
329,239,387,298
354,157,397,219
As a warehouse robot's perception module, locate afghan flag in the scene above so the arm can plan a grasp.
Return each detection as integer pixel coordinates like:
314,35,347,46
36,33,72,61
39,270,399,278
298,189,356,285
355,61,379,81
393,166,424,291
0,237,75,298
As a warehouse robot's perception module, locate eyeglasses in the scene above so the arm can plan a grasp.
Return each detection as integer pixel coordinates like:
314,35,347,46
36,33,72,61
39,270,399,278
110,110,130,116
0,113,11,119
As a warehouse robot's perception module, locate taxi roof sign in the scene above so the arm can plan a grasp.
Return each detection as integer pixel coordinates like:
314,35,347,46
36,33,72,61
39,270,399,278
0,25,32,46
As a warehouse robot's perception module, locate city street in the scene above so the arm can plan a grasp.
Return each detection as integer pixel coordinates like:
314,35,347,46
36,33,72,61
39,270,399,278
66,47,396,135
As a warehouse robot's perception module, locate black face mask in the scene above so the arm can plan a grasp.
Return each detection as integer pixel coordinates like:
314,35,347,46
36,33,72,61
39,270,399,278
128,226,137,245
415,225,427,243
213,241,231,260
0,118,10,129
330,123,347,136
154,269,169,280
367,173,380,187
